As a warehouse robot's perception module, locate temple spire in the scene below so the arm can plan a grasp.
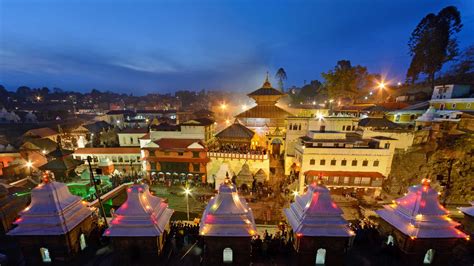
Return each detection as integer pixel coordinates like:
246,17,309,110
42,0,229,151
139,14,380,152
262,72,272,88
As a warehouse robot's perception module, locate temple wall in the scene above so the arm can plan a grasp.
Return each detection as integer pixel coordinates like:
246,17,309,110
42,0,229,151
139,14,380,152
202,236,251,266
110,235,165,262
14,215,97,264
377,219,466,266
293,235,352,266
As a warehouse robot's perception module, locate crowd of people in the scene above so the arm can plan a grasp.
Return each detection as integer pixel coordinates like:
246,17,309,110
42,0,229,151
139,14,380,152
251,229,294,261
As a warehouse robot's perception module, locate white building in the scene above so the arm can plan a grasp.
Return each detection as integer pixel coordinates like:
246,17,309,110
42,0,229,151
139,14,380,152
118,128,148,147
431,84,470,100
292,130,396,196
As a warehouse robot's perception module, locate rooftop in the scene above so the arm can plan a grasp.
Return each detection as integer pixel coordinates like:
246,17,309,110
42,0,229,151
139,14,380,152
105,184,173,237
284,183,354,237
376,179,469,239
200,178,257,237
74,147,141,154
8,181,93,236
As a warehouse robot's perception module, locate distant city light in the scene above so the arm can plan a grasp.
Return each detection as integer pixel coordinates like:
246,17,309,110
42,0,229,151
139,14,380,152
397,82,402,86
312,101,316,105
364,96,368,100
369,91,373,95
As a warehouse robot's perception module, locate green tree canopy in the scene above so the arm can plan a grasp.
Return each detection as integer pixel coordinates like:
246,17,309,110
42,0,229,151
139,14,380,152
407,6,462,87
321,60,374,101
275,67,287,92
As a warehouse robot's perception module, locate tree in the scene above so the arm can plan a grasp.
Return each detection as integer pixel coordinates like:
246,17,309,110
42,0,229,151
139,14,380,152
321,60,373,101
407,6,462,87
275,68,287,92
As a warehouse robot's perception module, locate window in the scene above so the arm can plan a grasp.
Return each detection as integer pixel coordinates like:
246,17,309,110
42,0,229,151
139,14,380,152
334,143,339,147
362,160,368,166
150,163,157,170
354,177,361,185
130,137,134,144
223,248,233,263
40,247,52,263
192,151,200,158
373,160,379,167
80,234,87,250
361,177,371,185
343,176,349,184
310,159,316,165
467,103,471,108
352,126,356,131
118,157,123,163
410,114,416,121
352,160,357,166
342,126,345,131
451,103,456,109
178,152,184,156
330,159,336,166
423,249,435,264
333,176,339,183
315,248,326,265
395,115,401,122
320,159,326,165
347,125,352,131
193,163,200,172
384,143,390,149
386,235,394,246
320,125,326,132
317,143,323,147
289,123,292,130
298,124,301,130
341,160,347,166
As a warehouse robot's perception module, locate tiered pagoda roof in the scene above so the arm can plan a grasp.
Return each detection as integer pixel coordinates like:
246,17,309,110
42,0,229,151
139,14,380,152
200,178,257,237
8,180,93,235
236,75,292,121
376,179,469,239
284,183,354,237
216,119,255,140
105,184,173,237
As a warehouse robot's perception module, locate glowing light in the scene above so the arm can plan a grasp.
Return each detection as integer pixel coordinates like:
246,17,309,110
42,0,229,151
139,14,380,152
36,96,41,101
249,229,255,235
316,113,324,121
369,91,373,95
225,119,231,125
378,81,386,89
312,101,316,105
397,82,402,86
329,99,334,103
242,104,247,110
220,103,227,110
42,150,47,154
292,190,299,197
466,236,470,241
416,214,423,220
184,188,191,196
364,96,368,100
410,236,416,240
25,161,33,168
296,233,303,238
105,229,110,235
24,206,31,211
15,218,23,223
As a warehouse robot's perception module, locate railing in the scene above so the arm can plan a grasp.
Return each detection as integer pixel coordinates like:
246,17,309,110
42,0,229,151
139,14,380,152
207,152,268,160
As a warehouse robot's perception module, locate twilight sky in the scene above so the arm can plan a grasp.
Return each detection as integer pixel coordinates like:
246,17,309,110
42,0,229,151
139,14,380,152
0,0,473,94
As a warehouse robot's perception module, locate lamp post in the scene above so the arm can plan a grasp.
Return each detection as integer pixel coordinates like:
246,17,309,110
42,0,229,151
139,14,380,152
184,187,191,221
25,160,33,177
378,81,386,103
87,156,108,227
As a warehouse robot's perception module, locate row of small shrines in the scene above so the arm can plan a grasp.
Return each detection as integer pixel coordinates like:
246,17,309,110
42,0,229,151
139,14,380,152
5,177,474,266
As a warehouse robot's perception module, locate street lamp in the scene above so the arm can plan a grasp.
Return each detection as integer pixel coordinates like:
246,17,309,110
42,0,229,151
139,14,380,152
184,187,192,221
378,81,387,103
292,190,299,198
25,161,33,176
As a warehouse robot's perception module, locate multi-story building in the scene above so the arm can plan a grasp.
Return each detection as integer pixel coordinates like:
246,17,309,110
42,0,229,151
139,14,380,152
292,130,396,197
73,147,141,175
429,98,474,112
117,128,148,147
284,115,359,174
141,138,209,183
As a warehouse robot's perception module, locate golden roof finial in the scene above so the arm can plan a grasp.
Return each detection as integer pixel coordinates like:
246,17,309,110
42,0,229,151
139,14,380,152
262,71,272,88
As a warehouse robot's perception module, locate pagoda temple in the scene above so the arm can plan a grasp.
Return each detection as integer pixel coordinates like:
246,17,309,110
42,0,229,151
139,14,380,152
376,179,469,265
39,144,82,181
8,179,97,264
235,74,293,154
104,184,173,261
199,178,257,265
284,183,354,265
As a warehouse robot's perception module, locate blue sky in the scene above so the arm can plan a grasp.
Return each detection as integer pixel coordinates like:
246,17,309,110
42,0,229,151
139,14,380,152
0,0,473,94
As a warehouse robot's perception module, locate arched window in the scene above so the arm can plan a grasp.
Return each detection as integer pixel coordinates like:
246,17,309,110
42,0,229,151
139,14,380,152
342,126,345,131
80,233,87,250
298,124,301,130
40,247,52,263
310,159,316,165
423,249,435,264
223,247,233,263
386,235,394,246
289,123,293,130
315,248,326,265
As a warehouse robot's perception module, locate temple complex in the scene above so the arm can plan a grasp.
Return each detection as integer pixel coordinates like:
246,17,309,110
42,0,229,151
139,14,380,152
376,179,469,265
8,179,97,264
235,75,293,155
39,145,82,181
104,184,173,261
284,183,354,265
199,177,257,265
